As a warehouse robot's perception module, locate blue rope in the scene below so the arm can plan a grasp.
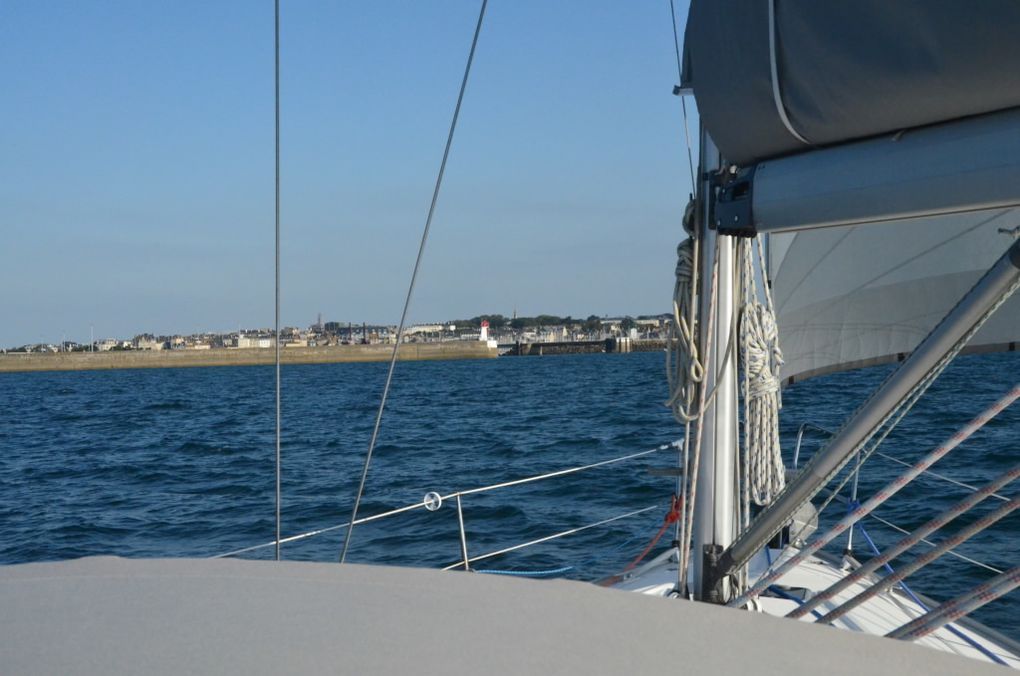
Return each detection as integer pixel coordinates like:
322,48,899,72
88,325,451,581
761,545,827,619
856,522,1006,666
475,566,574,578
767,585,826,620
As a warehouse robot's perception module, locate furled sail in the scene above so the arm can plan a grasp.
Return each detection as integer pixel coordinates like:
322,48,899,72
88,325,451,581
681,1,1020,383
682,0,1020,165
769,211,1020,384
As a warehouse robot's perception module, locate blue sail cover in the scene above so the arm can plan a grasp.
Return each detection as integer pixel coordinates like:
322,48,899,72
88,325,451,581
682,1,1020,165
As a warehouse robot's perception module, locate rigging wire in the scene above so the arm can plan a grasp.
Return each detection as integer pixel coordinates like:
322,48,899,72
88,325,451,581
731,384,1020,608
274,0,282,562
865,511,1005,575
214,441,675,559
340,0,489,563
887,565,1020,641
667,0,696,193
819,495,1020,627
787,464,1020,620
665,0,699,584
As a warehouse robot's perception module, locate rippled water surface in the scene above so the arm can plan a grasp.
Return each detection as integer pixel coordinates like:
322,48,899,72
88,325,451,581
1,351,1017,639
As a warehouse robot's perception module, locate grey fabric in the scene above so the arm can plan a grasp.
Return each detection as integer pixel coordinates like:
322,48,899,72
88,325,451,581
768,209,1020,384
0,557,1010,675
683,1,1020,165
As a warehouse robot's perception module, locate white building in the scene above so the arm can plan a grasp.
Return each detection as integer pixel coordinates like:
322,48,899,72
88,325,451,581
236,334,275,349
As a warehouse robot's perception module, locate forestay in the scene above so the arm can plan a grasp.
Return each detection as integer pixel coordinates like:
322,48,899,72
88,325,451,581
769,210,1020,384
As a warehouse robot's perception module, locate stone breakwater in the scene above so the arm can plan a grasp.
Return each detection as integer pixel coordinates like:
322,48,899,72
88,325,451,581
0,343,498,373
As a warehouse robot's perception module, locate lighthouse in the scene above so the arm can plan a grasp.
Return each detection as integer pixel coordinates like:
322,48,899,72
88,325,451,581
479,320,497,349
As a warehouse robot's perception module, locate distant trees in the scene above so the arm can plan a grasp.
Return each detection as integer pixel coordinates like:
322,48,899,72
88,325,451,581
468,314,508,329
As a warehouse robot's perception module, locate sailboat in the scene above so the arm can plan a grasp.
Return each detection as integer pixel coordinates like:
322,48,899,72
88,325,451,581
2,1,1019,673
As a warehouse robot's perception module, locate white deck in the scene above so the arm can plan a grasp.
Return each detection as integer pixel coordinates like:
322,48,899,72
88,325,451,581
613,546,1020,668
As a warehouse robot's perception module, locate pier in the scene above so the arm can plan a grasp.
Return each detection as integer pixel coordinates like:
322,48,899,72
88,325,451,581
504,339,666,356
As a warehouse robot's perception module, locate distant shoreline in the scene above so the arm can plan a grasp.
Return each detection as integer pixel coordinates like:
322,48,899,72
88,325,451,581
0,343,498,373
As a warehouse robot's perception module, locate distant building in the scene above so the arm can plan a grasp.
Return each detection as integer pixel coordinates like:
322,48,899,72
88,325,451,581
236,334,274,349
407,324,445,335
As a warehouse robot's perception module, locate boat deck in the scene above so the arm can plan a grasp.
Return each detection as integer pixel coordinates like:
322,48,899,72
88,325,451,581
613,547,1020,668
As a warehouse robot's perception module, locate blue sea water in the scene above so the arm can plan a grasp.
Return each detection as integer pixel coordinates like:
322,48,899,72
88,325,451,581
1,351,1017,638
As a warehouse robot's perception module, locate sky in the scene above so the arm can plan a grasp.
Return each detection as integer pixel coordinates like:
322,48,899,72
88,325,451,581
0,1,699,347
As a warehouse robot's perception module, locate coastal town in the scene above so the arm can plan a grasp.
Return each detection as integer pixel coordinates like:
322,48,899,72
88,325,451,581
3,313,672,355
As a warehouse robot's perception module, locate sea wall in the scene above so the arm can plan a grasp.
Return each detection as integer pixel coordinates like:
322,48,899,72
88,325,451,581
0,343,498,374
507,339,666,356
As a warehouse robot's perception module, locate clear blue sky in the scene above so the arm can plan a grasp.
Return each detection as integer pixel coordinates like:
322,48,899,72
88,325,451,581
0,1,698,347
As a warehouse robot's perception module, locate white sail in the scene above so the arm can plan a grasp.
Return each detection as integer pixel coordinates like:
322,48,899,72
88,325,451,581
769,209,1020,384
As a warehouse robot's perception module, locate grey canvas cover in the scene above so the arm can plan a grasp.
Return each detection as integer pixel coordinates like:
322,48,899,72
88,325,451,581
0,557,1013,675
682,1,1020,165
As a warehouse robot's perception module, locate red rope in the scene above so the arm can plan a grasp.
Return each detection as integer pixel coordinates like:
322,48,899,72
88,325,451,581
621,495,683,574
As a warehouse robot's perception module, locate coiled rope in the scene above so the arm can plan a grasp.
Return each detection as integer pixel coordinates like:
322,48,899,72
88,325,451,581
665,237,703,423
665,234,702,592
739,236,785,507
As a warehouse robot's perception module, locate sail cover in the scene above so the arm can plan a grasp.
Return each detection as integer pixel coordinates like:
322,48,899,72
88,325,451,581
770,210,1020,385
682,1,1020,165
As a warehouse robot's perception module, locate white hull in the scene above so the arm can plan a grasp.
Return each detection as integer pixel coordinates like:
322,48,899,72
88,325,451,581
614,547,1020,667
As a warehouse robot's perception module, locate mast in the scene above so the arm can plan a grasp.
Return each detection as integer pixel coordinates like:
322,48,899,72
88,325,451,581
690,131,740,602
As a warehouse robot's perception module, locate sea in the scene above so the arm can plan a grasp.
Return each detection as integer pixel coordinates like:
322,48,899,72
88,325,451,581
1,351,1017,640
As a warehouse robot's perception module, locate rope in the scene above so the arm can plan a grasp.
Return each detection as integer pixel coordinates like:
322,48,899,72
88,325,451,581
620,495,683,575
678,239,720,587
817,494,1020,626
739,237,785,507
665,238,703,422
854,524,1008,666
730,384,1020,608
475,566,574,578
887,565,1020,641
340,0,488,563
767,585,825,620
787,463,1020,619
731,267,1020,576
664,235,700,590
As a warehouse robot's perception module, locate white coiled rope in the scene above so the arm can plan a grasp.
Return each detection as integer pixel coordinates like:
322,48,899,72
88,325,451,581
666,237,703,422
740,238,785,506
